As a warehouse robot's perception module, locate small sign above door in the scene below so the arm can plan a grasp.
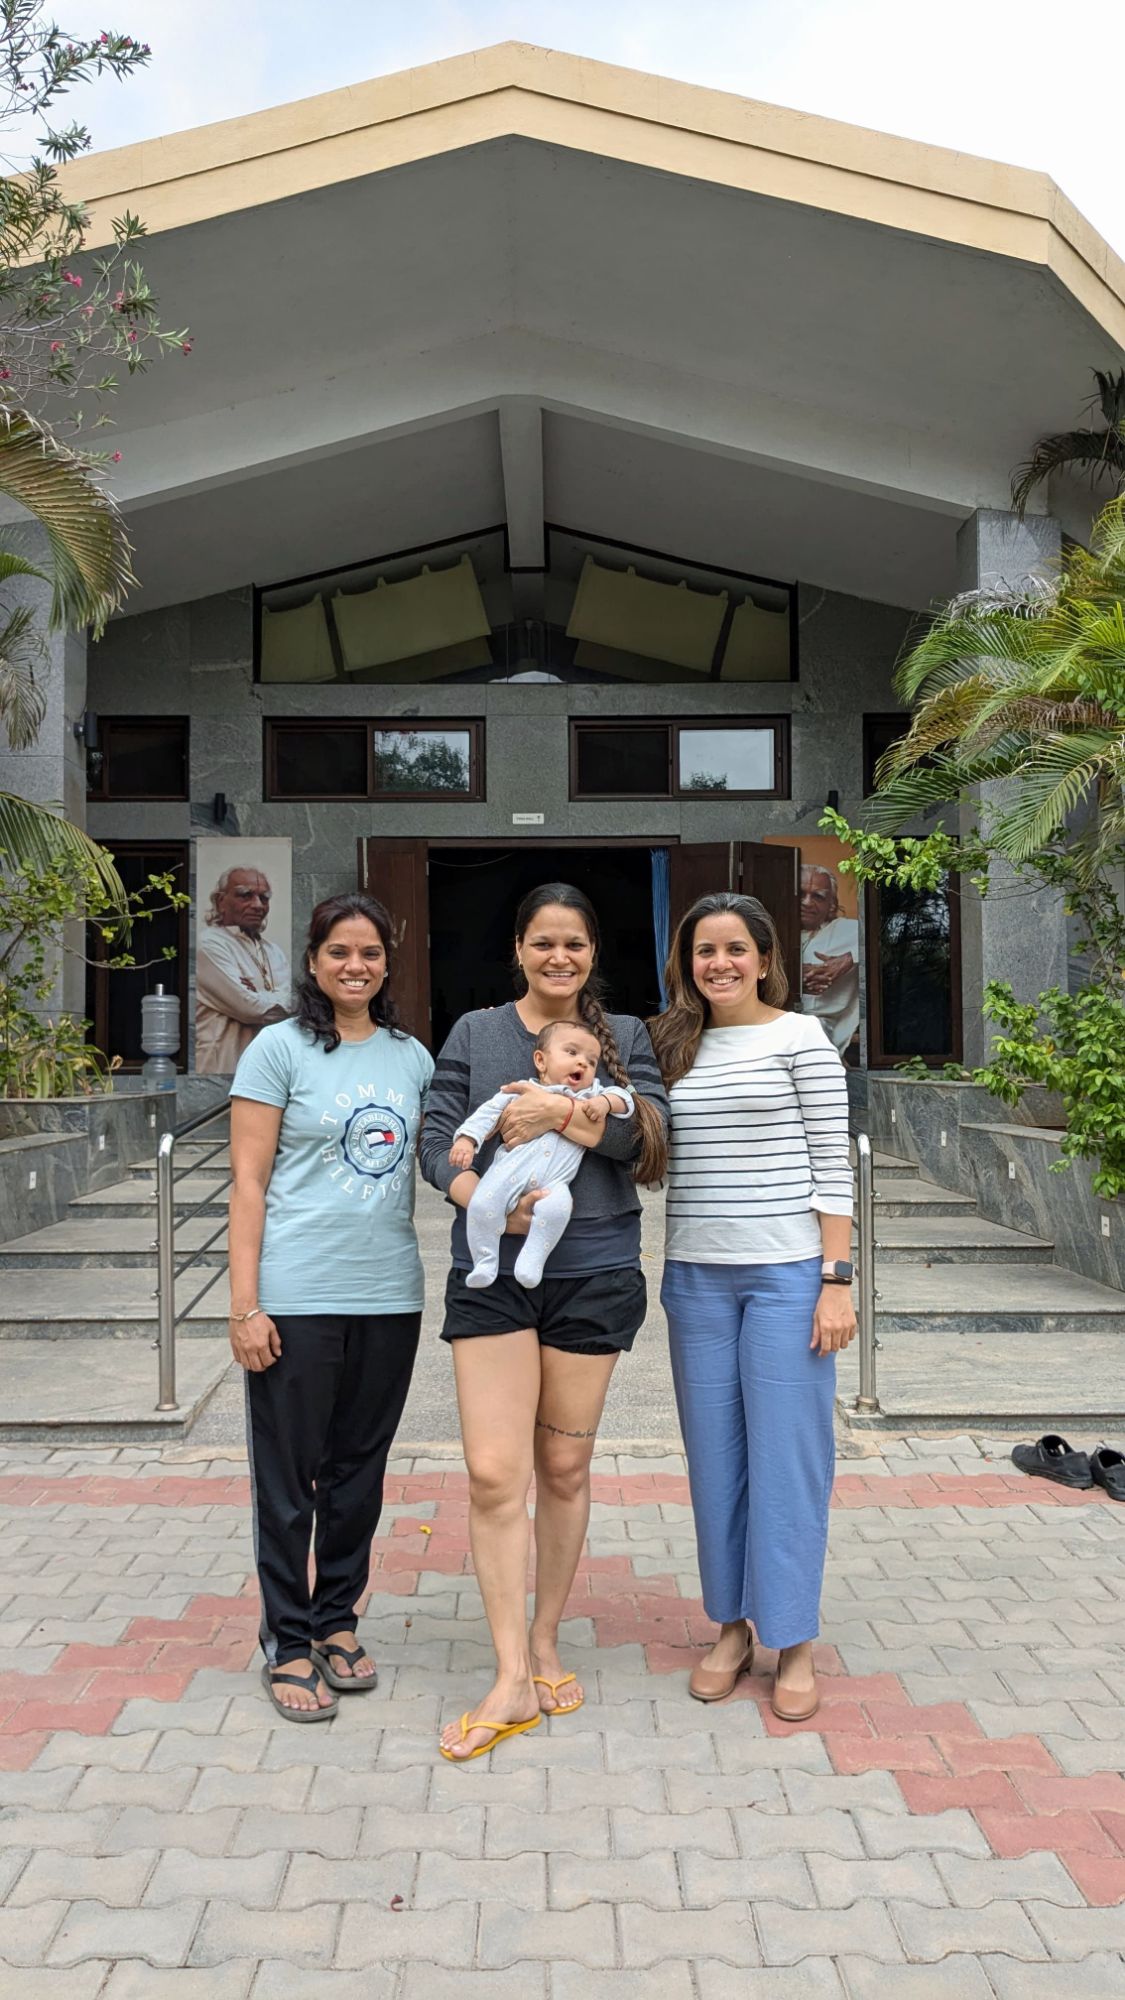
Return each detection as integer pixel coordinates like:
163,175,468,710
512,812,545,824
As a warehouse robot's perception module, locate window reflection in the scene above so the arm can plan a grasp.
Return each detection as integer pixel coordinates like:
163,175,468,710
372,728,472,794
875,879,956,1058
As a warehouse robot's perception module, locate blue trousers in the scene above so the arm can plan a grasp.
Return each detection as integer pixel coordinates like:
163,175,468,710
662,1257,834,1649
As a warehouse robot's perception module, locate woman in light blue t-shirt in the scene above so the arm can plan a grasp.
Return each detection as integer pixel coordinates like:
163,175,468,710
229,891,433,1722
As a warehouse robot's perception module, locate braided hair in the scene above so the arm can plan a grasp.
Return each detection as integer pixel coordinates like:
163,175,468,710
513,883,668,1185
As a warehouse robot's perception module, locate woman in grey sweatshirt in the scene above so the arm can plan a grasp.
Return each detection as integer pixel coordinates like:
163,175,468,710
419,881,668,1762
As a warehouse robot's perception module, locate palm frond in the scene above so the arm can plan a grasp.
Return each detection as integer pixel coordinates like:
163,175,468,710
1090,492,1125,571
894,609,1045,704
0,603,46,748
989,733,1120,860
0,409,135,635
0,794,125,904
1011,426,1125,517
0,550,50,588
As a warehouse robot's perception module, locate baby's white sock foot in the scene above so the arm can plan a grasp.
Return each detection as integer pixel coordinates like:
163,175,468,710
513,1247,547,1289
465,1262,498,1290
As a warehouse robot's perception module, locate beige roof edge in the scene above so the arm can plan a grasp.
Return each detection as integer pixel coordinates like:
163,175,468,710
61,39,1125,344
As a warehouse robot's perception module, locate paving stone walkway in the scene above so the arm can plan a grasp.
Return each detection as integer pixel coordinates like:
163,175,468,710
2,1434,1125,1993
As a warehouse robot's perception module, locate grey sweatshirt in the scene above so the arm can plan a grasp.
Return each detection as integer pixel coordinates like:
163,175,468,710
419,1002,669,1277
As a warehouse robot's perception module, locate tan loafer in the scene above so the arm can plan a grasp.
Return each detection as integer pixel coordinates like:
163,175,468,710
688,1642,754,1703
770,1670,819,1722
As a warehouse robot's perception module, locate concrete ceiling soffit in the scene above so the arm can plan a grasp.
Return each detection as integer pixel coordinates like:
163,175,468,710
102,329,995,523
58,43,1125,351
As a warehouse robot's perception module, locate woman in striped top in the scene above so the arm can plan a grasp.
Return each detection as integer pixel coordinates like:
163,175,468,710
650,891,855,1720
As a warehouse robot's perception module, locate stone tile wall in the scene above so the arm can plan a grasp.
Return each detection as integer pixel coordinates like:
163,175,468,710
869,1077,1124,1292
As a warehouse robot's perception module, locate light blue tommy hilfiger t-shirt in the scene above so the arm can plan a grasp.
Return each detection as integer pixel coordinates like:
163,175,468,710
231,1017,434,1315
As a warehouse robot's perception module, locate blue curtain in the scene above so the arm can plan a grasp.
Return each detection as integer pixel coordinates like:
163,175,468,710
650,847,671,1009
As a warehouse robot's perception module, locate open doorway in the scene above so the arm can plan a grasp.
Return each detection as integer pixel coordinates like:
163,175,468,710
428,845,663,1050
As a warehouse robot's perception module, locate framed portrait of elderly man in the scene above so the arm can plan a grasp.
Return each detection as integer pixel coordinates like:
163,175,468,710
194,838,294,1074
765,832,860,1067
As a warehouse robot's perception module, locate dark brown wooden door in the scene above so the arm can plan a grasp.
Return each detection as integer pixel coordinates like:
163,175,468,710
357,837,431,1045
85,841,189,1068
667,838,800,1004
742,839,801,1007
667,842,736,934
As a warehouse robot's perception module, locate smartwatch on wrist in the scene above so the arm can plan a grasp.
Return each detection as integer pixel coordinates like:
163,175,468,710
821,1260,854,1285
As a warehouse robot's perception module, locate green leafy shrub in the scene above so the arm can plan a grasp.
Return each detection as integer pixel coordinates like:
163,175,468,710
975,982,1125,1199
0,845,187,1097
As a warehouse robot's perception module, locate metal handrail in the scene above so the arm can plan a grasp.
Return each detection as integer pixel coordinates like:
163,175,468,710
854,1131,880,1415
156,1098,231,1413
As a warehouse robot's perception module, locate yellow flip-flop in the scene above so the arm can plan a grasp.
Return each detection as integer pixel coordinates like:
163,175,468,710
534,1672,584,1716
439,1711,542,1763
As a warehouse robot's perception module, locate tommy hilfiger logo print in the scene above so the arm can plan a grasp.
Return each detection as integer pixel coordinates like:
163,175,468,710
319,1084,412,1199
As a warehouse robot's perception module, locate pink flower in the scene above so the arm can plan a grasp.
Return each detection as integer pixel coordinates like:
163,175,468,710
126,329,137,343
111,450,122,462
0,368,11,382
50,341,63,353
181,338,193,353
81,305,94,319
62,271,82,288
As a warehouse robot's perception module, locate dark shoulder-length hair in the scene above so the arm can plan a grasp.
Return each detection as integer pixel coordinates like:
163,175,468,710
513,881,668,1185
649,891,788,1088
294,892,407,1053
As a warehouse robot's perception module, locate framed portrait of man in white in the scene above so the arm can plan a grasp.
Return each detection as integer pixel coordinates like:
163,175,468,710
194,838,294,1073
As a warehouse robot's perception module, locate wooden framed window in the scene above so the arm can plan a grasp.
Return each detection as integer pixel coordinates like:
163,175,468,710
863,711,911,797
265,719,484,802
86,718,189,801
570,718,788,801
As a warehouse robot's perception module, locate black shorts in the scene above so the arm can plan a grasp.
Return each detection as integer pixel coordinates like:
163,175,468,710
440,1265,647,1355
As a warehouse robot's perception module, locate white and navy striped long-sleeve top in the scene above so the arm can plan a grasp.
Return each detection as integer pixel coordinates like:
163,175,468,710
665,1011,853,1265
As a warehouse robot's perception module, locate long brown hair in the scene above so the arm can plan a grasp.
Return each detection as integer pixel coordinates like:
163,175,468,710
649,892,788,1088
514,882,668,1185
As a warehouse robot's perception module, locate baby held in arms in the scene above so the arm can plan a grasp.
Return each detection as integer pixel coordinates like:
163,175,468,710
448,1021,635,1290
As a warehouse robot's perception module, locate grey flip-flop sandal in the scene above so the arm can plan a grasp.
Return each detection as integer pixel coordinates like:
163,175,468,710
261,1662,338,1722
310,1639,378,1692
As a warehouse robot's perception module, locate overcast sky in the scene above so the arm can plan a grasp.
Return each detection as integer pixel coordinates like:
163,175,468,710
57,0,1125,258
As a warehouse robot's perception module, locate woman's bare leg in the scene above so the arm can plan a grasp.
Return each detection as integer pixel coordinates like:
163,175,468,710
530,1346,619,1710
441,1330,542,1758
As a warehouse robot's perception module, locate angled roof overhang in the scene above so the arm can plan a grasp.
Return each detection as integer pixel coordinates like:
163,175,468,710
57,43,1125,611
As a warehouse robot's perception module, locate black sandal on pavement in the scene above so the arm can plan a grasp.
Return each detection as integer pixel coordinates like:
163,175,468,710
310,1639,378,1692
1090,1445,1125,1502
1010,1435,1093,1490
261,1663,338,1722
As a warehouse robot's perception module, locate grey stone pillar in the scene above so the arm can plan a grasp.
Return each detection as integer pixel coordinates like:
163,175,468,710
954,509,1067,1065
0,522,89,1013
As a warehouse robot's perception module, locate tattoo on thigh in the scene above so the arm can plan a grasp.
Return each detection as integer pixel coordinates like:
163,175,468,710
536,1417,597,1439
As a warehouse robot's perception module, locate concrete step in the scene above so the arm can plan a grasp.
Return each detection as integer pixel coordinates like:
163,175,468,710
70,1173,229,1219
0,1338,233,1443
870,1149,919,1178
872,1178,978,1218
864,1215,1054,1264
0,1217,228,1269
839,1325,1125,1430
0,1266,230,1339
873,1261,1125,1336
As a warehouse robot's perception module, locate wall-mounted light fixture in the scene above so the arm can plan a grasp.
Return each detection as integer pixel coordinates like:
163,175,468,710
212,793,227,823
825,788,840,813
72,709,98,750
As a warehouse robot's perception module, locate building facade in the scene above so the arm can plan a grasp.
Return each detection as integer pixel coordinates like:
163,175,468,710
4,44,1123,1076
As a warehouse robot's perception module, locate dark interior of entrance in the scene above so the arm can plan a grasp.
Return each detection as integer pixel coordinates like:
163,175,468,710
428,846,663,1052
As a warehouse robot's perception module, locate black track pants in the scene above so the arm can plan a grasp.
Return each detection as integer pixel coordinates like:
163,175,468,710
244,1310,421,1667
